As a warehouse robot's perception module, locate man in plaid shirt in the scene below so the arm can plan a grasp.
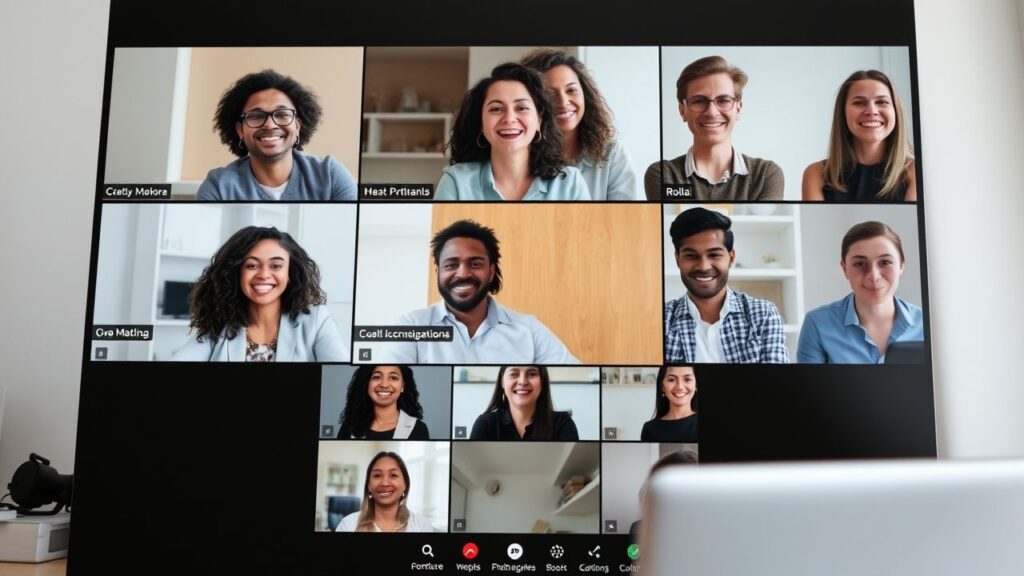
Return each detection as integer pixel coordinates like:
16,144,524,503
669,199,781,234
664,208,789,363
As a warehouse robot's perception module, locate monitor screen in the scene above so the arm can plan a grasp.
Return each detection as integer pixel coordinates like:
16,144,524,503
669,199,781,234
74,1,934,573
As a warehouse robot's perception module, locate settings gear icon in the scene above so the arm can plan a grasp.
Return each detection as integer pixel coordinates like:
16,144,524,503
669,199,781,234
549,545,565,559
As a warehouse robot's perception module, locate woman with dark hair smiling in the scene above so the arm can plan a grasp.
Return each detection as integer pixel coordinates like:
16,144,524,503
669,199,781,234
172,226,345,362
640,366,698,442
338,366,430,440
521,48,639,200
435,63,589,201
469,366,579,440
336,451,434,532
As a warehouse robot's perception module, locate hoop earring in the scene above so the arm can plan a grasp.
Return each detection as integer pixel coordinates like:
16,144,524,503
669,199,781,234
239,139,246,152
533,131,543,144
476,132,489,148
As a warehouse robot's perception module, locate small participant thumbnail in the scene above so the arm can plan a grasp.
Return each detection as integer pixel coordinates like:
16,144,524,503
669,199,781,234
320,364,452,440
451,366,599,441
602,366,698,442
601,443,698,536
315,440,449,533
450,442,599,534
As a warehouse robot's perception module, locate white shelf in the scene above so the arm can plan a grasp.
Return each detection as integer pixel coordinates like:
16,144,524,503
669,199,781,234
153,318,190,326
554,474,600,516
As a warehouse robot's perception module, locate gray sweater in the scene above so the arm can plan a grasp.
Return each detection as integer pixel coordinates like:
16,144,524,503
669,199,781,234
196,150,357,201
644,153,784,201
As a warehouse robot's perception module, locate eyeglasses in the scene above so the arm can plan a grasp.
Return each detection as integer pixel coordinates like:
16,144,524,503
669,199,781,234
684,96,739,113
239,108,298,128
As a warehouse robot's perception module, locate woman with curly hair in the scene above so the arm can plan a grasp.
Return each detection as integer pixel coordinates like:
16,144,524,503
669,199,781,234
521,48,639,200
802,70,916,202
337,365,430,440
335,451,434,532
434,63,590,201
172,226,346,362
196,69,356,201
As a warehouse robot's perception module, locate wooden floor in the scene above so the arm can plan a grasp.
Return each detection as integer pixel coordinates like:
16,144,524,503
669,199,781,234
0,558,66,575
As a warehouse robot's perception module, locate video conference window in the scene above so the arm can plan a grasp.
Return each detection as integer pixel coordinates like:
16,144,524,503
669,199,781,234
103,47,363,201
451,366,599,441
91,203,355,361
315,440,449,532
602,366,698,443
451,442,599,534
601,443,697,535
662,204,924,363
359,46,658,201
352,203,663,365
320,365,453,440
651,46,915,202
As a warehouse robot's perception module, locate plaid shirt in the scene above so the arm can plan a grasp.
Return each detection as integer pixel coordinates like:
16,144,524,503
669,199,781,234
664,289,789,363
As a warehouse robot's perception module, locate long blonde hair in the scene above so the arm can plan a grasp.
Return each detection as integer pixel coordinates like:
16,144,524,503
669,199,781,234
355,451,411,532
824,70,913,199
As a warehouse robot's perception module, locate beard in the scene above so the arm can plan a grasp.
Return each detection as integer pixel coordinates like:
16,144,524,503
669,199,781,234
439,276,491,313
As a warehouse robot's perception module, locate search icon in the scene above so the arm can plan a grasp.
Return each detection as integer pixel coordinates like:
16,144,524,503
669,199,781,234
422,544,434,558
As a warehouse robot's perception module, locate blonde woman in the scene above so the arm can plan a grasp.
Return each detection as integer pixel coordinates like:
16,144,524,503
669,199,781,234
802,70,916,202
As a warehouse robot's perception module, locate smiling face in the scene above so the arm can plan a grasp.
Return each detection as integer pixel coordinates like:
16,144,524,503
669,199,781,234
680,72,742,147
368,456,406,507
235,88,300,163
842,236,904,306
437,237,495,313
543,65,585,136
662,366,696,411
844,79,896,148
239,239,290,306
675,229,735,300
501,365,542,409
367,366,404,409
481,80,542,156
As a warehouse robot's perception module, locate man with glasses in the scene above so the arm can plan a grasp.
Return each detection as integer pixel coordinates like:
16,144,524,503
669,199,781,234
196,69,356,201
644,56,783,201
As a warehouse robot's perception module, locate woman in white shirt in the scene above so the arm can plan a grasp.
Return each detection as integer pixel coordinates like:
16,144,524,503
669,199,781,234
335,451,434,532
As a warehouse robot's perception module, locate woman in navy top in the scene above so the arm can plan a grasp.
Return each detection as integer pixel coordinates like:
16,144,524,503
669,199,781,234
435,63,588,201
802,70,917,202
798,222,924,363
640,365,698,442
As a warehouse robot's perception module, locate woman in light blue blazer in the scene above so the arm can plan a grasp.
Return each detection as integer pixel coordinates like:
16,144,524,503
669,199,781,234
173,226,346,362
435,63,589,201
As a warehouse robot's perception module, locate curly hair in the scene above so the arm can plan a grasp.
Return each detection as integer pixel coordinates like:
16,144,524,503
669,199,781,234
213,69,323,157
338,366,425,439
445,62,567,180
430,219,502,294
521,48,615,164
187,226,326,343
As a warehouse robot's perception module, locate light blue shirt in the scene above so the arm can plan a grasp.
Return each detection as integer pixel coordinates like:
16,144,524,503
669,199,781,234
576,139,640,201
797,293,924,364
434,161,590,201
382,297,579,364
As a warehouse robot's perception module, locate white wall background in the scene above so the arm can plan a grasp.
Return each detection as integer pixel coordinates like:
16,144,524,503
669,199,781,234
800,204,921,311
3,0,1024,492
661,46,914,200
603,384,656,441
601,443,696,534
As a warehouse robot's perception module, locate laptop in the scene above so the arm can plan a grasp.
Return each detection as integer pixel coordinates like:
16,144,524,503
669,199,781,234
643,459,1024,576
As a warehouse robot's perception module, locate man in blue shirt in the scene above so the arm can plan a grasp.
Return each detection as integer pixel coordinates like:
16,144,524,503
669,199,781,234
385,219,578,364
196,69,356,201
664,207,789,363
